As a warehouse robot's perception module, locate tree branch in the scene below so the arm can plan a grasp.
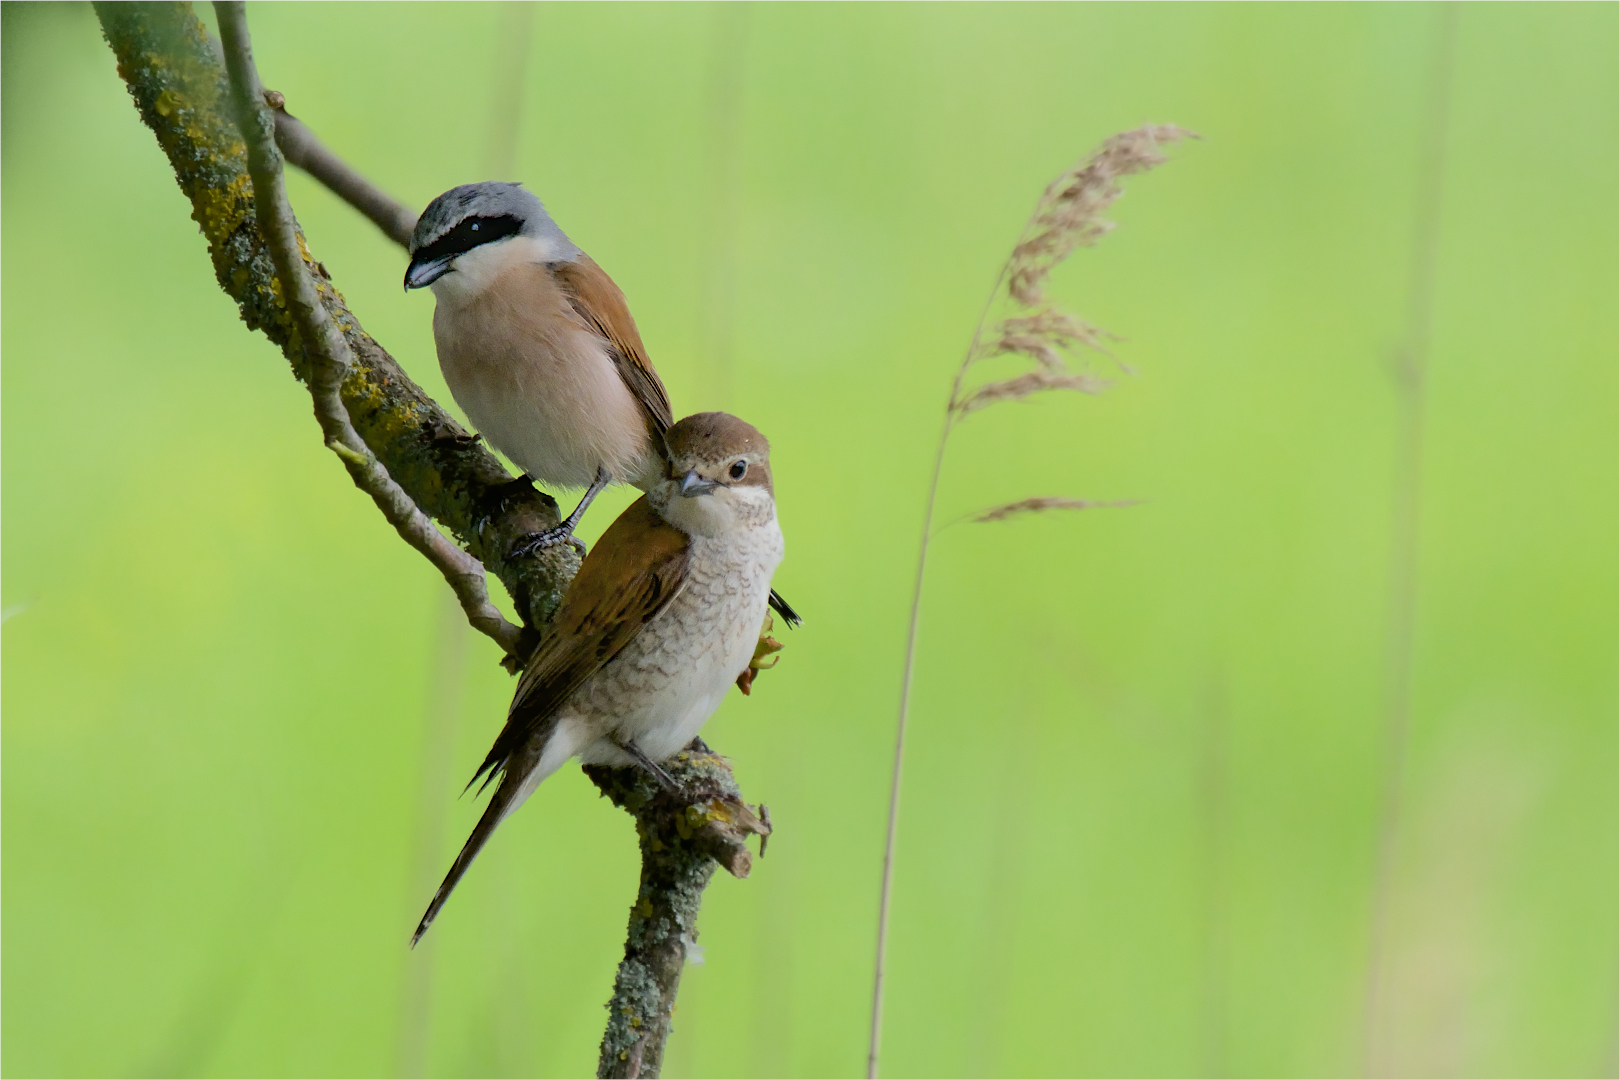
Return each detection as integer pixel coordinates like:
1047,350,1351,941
585,743,771,1079
211,2,523,661
95,1,573,650
97,6,772,1076
268,92,418,248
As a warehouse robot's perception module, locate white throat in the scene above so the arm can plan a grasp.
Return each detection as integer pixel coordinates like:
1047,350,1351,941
652,482,776,539
428,234,564,306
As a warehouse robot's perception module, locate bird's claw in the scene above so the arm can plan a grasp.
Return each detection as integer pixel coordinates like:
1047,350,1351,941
509,526,586,560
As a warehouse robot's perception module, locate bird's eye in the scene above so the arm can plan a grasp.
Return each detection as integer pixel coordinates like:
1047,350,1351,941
470,222,480,231
729,460,747,480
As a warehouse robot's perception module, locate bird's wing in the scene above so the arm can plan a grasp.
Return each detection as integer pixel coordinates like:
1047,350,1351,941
552,254,675,438
470,495,690,793
412,497,689,946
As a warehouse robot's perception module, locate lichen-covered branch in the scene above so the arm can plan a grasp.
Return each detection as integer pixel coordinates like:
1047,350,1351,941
96,6,772,1077
94,1,574,641
585,741,771,1079
212,1,523,661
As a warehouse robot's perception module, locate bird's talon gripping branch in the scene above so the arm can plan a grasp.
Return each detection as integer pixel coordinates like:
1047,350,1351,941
508,466,611,560
509,525,586,560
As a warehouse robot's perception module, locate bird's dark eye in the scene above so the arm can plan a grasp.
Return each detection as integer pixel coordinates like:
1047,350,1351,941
729,460,747,480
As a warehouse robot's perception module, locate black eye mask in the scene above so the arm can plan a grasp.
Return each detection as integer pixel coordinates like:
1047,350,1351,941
411,214,523,265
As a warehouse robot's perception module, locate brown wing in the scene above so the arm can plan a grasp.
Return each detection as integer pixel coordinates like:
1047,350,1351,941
468,496,689,792
552,255,675,439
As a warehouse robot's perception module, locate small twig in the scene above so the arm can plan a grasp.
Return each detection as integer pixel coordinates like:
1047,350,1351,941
325,442,525,657
265,91,418,247
215,2,523,662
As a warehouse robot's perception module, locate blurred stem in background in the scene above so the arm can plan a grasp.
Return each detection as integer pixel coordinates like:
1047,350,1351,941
867,127,1191,1078
396,7,536,1075
698,1,752,412
484,3,535,182
1199,668,1232,1079
397,591,471,1079
1361,7,1459,1076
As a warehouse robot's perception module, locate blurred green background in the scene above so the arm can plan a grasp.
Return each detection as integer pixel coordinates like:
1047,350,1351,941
3,2,1615,1077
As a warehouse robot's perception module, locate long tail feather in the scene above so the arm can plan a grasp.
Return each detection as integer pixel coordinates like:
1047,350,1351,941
411,778,517,947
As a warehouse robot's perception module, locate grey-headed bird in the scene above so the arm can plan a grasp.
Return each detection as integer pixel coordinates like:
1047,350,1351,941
413,412,786,945
404,181,672,554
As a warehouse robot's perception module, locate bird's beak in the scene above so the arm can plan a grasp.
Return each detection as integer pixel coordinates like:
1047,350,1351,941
679,470,718,497
403,255,453,291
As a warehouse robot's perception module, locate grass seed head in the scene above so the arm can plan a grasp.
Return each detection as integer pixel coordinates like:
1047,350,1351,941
953,370,1107,415
1007,124,1195,309
972,496,1139,523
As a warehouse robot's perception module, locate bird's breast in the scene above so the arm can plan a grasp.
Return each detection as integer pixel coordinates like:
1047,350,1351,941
575,518,785,762
431,260,654,489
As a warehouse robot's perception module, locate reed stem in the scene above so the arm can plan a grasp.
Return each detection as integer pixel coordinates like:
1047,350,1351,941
867,261,1015,1079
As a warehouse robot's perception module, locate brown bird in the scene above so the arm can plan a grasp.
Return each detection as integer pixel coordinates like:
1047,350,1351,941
412,412,786,945
404,182,799,626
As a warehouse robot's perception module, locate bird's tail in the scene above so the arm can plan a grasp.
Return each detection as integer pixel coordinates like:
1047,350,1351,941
412,722,580,947
767,589,803,628
411,778,517,947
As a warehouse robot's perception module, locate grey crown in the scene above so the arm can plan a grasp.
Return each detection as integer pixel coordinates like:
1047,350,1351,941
409,181,580,259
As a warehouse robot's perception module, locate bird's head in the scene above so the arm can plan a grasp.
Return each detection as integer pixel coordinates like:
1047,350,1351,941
404,182,577,296
656,412,775,537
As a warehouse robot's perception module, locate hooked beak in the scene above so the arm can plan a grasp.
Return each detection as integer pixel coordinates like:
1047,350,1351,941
679,470,718,497
403,255,453,291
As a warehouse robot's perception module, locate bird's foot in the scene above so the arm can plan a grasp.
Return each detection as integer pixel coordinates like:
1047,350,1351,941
613,737,682,795
507,466,611,560
736,612,785,695
509,523,587,560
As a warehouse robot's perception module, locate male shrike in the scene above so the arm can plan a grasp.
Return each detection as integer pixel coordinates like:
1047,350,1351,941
405,181,672,553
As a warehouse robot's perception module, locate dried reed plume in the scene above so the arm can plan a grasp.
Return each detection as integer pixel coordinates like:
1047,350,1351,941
868,124,1193,1079
971,496,1139,523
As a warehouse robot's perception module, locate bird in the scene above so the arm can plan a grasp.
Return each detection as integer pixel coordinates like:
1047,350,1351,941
412,412,786,945
403,181,800,628
404,180,670,554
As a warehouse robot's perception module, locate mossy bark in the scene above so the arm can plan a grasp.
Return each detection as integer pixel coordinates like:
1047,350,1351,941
586,742,770,1079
